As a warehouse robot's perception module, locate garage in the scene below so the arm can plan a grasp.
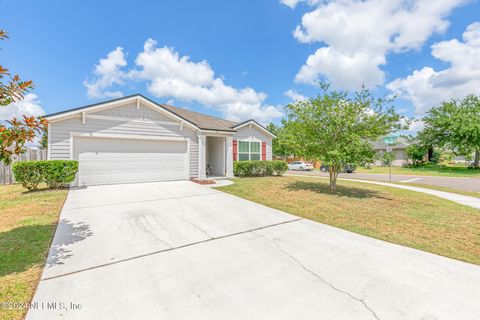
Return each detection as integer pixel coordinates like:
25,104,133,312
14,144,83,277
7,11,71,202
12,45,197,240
73,136,188,186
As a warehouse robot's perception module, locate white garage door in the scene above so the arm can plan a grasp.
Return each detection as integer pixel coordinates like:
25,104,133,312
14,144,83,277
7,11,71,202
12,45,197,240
74,137,188,186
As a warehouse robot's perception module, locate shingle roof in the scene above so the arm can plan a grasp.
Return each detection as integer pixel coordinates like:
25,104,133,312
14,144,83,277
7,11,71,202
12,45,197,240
160,104,239,131
44,94,274,134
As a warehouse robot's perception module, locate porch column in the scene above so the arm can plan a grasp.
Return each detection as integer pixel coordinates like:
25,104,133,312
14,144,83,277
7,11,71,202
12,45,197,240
198,134,207,179
226,136,234,178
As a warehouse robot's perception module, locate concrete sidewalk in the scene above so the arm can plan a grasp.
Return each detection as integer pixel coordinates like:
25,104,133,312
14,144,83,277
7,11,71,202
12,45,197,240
286,173,480,209
287,170,480,193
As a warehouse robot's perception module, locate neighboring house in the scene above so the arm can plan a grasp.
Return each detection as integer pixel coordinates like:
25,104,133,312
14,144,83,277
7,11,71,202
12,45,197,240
373,137,412,167
44,94,275,186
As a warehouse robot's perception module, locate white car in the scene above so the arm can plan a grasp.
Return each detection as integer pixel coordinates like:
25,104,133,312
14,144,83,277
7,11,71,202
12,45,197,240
288,161,314,171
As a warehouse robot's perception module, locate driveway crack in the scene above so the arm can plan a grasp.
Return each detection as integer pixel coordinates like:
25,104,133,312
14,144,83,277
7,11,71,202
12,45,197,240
179,214,213,239
175,199,213,239
254,232,380,320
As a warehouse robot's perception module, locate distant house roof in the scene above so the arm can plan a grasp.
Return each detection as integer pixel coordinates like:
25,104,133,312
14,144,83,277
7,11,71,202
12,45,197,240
373,136,412,150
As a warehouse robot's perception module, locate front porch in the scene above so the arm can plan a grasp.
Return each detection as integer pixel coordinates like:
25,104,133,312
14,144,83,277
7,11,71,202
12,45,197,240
198,134,234,180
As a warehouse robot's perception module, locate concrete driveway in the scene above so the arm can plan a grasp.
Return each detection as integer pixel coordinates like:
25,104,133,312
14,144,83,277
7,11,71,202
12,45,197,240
28,181,480,320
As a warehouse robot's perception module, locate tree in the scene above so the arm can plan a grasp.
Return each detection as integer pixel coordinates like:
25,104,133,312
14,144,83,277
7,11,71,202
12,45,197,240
266,121,296,159
1,30,34,106
266,123,282,158
381,151,396,166
39,127,48,149
422,95,480,168
282,85,404,191
406,144,426,165
0,30,44,164
0,116,47,165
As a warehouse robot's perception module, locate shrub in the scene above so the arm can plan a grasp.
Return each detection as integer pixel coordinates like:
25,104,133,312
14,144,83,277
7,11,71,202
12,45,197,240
272,160,288,175
12,161,45,190
406,144,426,165
43,160,79,188
233,160,288,177
13,160,79,190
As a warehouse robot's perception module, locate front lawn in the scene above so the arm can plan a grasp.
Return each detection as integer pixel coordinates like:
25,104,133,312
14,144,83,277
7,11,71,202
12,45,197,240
217,176,480,265
355,165,480,177
0,184,68,320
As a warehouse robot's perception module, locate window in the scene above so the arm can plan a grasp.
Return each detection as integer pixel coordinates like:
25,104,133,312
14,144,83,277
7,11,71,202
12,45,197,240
238,141,261,161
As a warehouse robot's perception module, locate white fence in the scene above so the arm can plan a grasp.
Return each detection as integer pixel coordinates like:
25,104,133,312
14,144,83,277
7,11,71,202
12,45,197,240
0,148,47,185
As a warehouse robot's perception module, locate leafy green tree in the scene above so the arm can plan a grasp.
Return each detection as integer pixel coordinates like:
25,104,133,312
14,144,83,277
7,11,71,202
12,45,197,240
282,85,404,191
406,144,426,165
382,151,396,166
422,95,480,168
266,121,296,159
266,123,282,158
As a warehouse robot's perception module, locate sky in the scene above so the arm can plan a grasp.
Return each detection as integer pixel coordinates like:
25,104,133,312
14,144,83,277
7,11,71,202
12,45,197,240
1,0,480,134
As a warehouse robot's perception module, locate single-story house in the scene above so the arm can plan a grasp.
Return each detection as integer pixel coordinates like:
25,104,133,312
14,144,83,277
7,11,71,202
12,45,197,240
45,94,275,186
373,137,411,167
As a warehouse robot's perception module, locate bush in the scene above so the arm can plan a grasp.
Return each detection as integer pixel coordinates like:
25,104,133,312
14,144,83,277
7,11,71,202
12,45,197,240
43,161,79,188
272,160,288,175
12,161,45,190
406,144,426,165
13,160,79,190
233,160,288,177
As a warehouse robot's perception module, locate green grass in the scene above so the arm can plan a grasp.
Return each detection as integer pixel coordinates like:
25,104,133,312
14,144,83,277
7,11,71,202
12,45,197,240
0,184,68,320
355,165,480,177
217,176,480,265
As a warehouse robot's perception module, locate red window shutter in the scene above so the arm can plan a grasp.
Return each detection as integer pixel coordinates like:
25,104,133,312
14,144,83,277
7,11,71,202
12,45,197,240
233,139,238,161
262,142,266,160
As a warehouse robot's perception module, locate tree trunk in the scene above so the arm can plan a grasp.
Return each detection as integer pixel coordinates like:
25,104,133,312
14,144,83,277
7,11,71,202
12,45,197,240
329,166,337,192
427,146,434,162
475,149,480,168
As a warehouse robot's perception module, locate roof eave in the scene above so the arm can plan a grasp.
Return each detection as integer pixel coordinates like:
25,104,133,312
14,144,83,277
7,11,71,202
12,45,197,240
232,119,276,138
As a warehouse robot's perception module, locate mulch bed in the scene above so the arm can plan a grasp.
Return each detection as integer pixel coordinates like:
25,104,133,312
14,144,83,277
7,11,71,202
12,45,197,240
191,179,216,185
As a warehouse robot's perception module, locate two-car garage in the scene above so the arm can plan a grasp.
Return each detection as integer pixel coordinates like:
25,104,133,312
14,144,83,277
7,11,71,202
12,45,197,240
73,136,189,186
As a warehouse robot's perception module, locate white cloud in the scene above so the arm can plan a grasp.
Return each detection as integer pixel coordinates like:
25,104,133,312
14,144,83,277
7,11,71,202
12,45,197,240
84,40,282,123
280,0,320,9
280,0,301,9
290,0,466,90
388,22,480,114
295,48,385,90
0,93,45,121
131,39,282,122
284,89,307,101
84,47,127,99
408,119,425,132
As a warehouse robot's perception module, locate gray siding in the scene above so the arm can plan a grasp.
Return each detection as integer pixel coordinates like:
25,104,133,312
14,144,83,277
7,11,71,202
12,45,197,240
49,102,199,177
234,126,273,160
93,102,173,121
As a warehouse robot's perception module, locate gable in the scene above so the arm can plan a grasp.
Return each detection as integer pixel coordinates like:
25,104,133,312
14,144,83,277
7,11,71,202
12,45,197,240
91,101,173,122
45,95,198,131
234,124,272,142
233,120,276,138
